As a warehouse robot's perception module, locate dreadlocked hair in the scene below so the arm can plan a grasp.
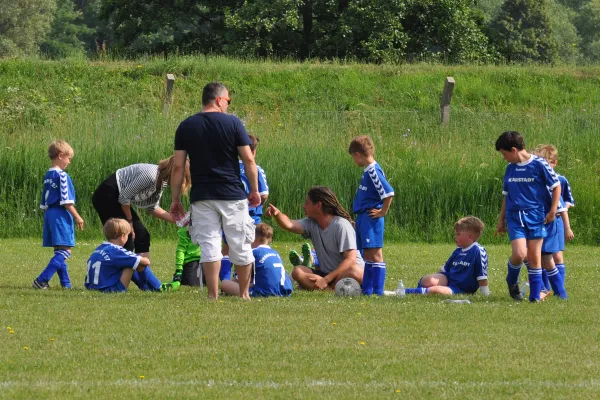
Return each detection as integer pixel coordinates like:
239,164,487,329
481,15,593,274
307,186,354,226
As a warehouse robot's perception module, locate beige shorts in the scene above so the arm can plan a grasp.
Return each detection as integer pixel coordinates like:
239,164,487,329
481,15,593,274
190,200,255,266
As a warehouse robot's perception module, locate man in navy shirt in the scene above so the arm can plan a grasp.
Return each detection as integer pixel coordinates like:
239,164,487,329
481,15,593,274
170,82,260,300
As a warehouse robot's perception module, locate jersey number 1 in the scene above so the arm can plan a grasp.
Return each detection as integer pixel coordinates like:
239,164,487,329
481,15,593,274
86,260,101,285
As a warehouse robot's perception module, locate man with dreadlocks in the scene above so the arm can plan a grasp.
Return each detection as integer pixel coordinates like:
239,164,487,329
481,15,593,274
266,186,364,290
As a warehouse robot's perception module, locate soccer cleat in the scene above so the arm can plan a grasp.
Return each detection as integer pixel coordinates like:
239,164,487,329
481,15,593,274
289,250,302,267
301,243,312,268
160,282,180,292
508,283,524,301
32,279,50,290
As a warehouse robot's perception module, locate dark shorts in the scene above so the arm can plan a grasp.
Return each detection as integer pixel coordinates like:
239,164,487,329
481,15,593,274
310,268,328,278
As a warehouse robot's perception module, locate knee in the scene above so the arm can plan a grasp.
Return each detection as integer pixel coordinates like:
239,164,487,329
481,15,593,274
291,266,303,281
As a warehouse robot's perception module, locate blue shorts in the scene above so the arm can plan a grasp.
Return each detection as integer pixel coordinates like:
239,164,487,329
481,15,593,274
355,213,384,251
556,215,565,251
448,286,464,295
542,218,561,255
507,208,546,241
86,281,127,293
43,207,75,248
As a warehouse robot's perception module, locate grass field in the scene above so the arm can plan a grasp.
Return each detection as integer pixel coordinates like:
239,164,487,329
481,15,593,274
2,239,600,399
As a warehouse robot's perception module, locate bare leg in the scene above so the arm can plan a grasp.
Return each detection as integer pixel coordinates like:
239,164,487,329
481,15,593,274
203,260,221,300
120,268,134,288
235,263,253,300
221,279,241,296
420,273,448,287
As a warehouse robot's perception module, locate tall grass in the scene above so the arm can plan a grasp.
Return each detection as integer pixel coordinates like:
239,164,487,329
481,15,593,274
1,57,599,243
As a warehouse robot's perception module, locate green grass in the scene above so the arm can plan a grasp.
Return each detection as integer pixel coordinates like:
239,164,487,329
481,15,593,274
1,57,600,243
2,239,600,399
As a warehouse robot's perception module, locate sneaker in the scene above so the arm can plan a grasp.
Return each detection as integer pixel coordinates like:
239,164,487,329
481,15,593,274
32,279,49,290
289,250,302,267
508,283,524,301
160,282,180,292
301,243,313,268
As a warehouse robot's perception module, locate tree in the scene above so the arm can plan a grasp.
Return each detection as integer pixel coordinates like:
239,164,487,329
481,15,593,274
546,0,581,63
491,0,558,63
40,0,94,58
574,0,600,60
0,0,56,57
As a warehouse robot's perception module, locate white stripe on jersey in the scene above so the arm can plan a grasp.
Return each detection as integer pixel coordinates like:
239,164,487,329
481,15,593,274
366,165,393,199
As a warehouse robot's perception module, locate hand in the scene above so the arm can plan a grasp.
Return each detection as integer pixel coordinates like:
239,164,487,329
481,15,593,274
130,222,136,240
170,201,185,218
565,228,574,241
494,222,506,236
310,276,329,290
368,208,386,219
265,204,280,218
75,216,84,230
248,191,261,208
544,211,556,224
172,271,183,283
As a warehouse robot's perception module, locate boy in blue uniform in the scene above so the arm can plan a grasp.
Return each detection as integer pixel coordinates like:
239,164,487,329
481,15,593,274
348,136,394,296
33,141,84,289
221,134,269,280
86,218,179,293
495,131,563,302
404,216,490,296
221,223,293,297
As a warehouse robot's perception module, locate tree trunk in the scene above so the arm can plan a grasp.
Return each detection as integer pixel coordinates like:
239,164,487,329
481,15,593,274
300,0,313,60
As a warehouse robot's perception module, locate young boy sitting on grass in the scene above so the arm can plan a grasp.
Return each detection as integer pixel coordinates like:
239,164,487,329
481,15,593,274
221,223,293,297
403,216,490,296
85,218,179,293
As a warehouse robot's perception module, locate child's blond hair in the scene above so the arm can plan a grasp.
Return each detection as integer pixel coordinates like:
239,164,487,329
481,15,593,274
48,140,74,160
454,216,485,240
103,218,132,240
533,144,558,163
348,135,375,157
255,223,273,242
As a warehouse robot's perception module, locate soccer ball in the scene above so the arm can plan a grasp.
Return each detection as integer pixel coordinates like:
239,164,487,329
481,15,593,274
335,278,362,297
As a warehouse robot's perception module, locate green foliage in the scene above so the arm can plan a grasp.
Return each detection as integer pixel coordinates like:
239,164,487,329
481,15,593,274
575,0,600,60
547,0,581,63
39,0,94,59
491,0,558,63
0,0,57,56
402,0,496,63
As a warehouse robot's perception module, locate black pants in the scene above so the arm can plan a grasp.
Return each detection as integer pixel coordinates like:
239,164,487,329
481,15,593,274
92,173,151,253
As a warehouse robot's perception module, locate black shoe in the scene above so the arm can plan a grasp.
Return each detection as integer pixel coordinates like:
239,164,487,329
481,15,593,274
32,279,50,290
508,283,523,301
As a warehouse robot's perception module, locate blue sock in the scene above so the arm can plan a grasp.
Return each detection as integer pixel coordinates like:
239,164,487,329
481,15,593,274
141,266,162,291
556,263,566,282
406,288,428,295
546,267,567,299
541,268,551,292
506,260,522,286
371,262,386,296
528,268,543,302
220,256,232,281
38,250,69,283
362,262,374,295
131,270,149,291
55,250,72,288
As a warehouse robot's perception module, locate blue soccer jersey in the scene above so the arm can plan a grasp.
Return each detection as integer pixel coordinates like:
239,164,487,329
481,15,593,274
85,242,141,291
352,161,394,214
239,160,269,218
40,167,76,210
558,175,575,208
251,245,293,297
440,242,488,294
502,155,559,212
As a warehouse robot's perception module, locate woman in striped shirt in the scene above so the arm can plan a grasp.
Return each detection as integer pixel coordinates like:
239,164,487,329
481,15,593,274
92,156,191,258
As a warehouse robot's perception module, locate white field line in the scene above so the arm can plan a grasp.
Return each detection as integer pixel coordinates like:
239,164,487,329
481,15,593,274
1,379,600,390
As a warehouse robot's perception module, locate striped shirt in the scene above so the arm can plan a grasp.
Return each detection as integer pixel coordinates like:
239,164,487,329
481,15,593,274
115,164,167,211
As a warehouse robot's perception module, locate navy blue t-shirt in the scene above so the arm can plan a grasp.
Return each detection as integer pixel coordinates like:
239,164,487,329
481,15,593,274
174,112,252,201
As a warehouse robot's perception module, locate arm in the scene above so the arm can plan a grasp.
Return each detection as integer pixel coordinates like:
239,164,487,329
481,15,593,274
316,249,357,289
238,145,260,207
544,185,561,224
369,196,393,218
136,256,150,272
64,204,84,230
495,196,507,236
561,210,574,241
265,204,305,234
169,150,187,217
479,280,490,296
120,204,135,239
149,207,176,223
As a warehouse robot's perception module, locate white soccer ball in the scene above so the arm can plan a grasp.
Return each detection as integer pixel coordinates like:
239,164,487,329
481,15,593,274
335,278,362,297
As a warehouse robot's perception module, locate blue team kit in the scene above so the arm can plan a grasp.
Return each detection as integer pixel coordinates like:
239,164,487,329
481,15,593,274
440,243,488,294
250,245,293,297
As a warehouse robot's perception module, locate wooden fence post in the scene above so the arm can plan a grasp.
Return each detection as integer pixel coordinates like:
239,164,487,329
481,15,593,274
163,74,175,116
440,77,455,125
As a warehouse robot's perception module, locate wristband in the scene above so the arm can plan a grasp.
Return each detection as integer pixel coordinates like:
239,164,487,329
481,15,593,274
479,285,491,296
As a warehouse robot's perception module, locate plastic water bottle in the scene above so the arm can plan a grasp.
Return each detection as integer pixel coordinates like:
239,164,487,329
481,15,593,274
518,281,530,296
175,211,191,228
444,299,471,304
396,280,405,298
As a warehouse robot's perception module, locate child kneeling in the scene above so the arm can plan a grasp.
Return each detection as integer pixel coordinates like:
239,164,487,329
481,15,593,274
221,223,293,297
405,216,490,296
85,218,179,293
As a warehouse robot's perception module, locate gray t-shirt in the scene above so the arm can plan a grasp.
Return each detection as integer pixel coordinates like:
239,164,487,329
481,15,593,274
299,216,364,274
